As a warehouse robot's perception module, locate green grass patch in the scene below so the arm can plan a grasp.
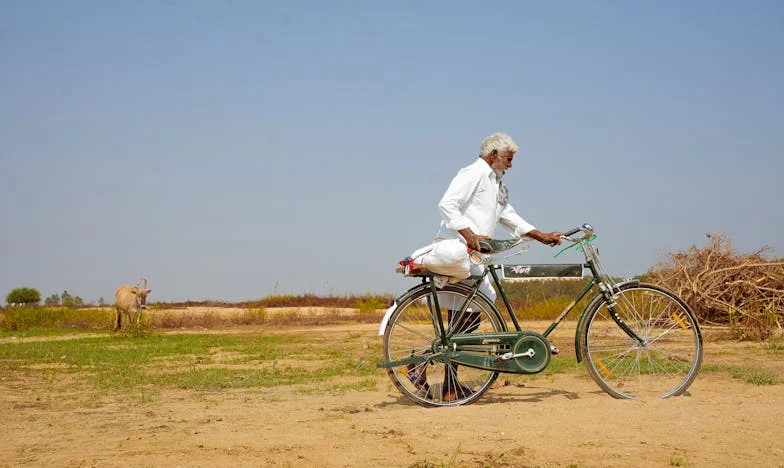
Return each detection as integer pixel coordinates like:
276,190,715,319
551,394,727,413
156,366,313,389
543,356,581,375
0,331,382,393
0,302,385,334
309,377,378,394
734,369,778,386
669,455,688,466
0,326,98,339
765,340,784,354
702,364,778,385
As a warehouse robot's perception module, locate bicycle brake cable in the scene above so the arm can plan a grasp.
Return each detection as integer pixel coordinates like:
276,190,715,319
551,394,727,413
553,234,597,259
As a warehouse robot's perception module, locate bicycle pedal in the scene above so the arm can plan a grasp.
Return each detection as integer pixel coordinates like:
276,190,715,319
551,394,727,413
550,345,560,355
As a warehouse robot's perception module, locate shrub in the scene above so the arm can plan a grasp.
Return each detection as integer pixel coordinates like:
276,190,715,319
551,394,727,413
6,287,41,306
44,294,60,306
60,290,84,308
501,279,593,320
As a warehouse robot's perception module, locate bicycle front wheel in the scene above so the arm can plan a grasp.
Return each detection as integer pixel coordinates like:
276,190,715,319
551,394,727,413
581,283,703,399
383,284,505,407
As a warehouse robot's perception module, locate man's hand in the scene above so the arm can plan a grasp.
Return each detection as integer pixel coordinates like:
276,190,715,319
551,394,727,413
526,229,564,247
457,228,489,251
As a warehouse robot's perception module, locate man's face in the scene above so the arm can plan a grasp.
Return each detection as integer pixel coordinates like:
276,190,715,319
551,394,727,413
489,150,515,177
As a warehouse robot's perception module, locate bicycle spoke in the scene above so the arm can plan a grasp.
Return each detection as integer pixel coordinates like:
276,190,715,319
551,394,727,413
598,347,636,377
646,313,695,345
614,292,646,325
646,324,692,347
393,321,435,342
606,350,640,392
646,351,680,377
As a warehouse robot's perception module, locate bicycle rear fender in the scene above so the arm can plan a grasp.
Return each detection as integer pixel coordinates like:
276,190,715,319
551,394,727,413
573,278,640,362
378,301,398,336
378,283,423,335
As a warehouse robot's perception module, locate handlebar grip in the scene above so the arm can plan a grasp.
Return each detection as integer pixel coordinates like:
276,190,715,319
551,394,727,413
563,227,581,237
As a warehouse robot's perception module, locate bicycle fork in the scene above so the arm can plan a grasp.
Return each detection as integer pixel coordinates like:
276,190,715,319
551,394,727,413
598,282,646,347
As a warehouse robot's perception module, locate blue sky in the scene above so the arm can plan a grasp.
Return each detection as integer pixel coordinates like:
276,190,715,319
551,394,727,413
1,1,782,303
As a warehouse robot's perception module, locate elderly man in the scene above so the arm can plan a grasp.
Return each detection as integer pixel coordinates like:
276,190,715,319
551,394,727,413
437,132,562,294
429,132,563,401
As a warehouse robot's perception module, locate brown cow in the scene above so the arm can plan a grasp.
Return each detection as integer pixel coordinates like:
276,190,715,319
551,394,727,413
114,278,151,331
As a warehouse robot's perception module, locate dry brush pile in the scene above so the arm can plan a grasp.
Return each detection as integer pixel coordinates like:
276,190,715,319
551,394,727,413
646,234,784,340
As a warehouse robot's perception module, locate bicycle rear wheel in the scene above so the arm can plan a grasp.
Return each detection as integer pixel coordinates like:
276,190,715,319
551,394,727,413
382,284,505,407
581,283,702,399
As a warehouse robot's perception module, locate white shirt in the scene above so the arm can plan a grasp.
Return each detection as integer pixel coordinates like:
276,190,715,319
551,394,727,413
435,158,536,240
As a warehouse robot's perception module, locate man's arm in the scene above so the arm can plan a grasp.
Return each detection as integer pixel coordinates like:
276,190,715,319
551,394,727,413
499,204,562,246
524,229,563,246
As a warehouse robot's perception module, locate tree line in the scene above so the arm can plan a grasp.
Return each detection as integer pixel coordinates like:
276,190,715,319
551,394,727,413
4,287,104,308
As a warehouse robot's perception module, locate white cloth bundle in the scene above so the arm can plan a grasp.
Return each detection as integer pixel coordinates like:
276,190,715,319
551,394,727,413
409,239,471,280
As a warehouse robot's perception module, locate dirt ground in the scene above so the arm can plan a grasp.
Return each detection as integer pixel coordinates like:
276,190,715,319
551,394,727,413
2,320,783,468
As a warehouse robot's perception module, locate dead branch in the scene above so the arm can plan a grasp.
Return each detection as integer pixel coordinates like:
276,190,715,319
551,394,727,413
646,233,783,340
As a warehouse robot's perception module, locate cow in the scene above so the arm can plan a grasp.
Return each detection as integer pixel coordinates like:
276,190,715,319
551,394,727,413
114,278,152,331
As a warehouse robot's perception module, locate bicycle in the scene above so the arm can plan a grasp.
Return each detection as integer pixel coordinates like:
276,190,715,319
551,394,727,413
377,224,703,407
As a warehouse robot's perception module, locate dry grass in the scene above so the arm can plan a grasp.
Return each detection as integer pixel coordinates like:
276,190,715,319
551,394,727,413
146,306,384,329
149,293,393,310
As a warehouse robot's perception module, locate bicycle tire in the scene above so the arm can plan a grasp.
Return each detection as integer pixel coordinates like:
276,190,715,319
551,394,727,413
383,284,506,407
581,282,703,399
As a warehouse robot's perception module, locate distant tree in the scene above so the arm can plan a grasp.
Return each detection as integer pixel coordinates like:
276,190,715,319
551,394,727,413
44,294,61,306
98,297,105,306
60,290,84,308
6,287,41,306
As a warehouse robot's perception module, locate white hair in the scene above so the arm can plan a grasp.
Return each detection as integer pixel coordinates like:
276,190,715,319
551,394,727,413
479,132,519,158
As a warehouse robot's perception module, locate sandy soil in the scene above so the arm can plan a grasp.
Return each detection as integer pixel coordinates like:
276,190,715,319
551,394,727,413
2,322,783,467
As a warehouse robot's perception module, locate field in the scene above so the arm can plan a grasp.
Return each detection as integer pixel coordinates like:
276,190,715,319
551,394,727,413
1,308,783,467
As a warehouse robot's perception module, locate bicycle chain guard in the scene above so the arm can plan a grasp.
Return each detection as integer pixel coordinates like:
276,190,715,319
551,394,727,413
509,332,551,373
446,331,552,374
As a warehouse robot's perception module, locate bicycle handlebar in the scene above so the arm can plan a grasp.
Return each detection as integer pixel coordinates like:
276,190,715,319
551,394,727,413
466,223,594,256
562,223,594,242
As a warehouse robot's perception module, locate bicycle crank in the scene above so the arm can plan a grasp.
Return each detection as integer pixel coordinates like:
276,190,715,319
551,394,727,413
499,349,535,360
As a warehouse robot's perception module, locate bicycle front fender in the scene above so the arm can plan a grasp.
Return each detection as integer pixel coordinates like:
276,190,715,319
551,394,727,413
573,278,640,362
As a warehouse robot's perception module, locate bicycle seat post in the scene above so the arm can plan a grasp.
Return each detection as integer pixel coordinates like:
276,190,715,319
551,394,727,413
428,278,449,345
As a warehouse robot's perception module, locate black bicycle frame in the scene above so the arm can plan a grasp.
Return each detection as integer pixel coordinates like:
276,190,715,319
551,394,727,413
432,258,645,347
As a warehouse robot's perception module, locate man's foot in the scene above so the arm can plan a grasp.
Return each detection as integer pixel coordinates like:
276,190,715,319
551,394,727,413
442,383,474,403
406,364,430,395
550,344,560,355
